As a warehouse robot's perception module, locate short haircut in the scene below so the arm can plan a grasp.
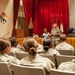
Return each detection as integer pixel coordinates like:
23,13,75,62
9,37,17,47
60,34,66,41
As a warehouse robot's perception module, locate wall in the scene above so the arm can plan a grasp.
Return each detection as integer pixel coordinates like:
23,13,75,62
0,0,13,38
68,0,75,29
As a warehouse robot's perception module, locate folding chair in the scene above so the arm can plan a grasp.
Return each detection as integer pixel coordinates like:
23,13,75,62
0,62,12,75
50,69,75,75
16,53,28,60
57,50,74,55
12,64,46,75
56,55,75,67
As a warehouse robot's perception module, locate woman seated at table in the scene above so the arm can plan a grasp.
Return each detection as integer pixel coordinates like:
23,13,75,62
42,28,51,40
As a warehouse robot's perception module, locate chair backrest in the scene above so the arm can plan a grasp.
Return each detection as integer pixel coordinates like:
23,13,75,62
8,52,16,57
0,62,12,75
39,54,55,64
12,64,46,75
15,53,28,60
39,54,57,68
56,55,75,67
57,50,74,55
50,69,75,75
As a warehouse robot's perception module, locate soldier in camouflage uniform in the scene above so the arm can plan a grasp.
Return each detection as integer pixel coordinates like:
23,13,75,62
51,23,61,46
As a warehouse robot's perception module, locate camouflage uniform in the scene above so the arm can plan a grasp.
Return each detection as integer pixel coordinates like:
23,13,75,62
51,27,61,46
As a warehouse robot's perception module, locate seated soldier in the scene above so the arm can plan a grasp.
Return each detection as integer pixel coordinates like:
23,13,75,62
55,34,74,51
0,39,20,65
39,39,60,55
58,59,75,72
9,37,25,53
20,37,55,72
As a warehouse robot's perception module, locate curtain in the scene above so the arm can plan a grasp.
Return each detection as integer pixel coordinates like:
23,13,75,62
22,0,34,25
23,0,69,35
12,0,20,36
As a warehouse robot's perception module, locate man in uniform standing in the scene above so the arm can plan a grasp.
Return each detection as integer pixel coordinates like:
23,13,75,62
51,23,61,46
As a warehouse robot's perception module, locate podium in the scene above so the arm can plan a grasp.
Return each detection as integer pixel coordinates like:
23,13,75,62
15,29,24,38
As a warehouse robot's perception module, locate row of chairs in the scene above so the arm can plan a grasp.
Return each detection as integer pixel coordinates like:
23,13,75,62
12,64,75,75
9,52,75,68
0,61,75,75
39,54,75,68
0,62,46,75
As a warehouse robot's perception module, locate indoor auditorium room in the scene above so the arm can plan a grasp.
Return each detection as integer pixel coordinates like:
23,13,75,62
0,0,75,75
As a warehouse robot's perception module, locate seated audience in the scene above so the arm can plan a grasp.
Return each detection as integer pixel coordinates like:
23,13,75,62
55,34,74,51
0,39,20,65
33,35,44,53
20,37,55,72
42,28,51,40
9,37,25,53
39,39,60,55
58,59,75,72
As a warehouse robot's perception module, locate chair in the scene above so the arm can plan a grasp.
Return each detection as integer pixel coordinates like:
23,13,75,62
39,54,57,68
56,55,75,67
50,69,75,75
0,62,12,75
8,52,16,57
12,64,46,75
39,54,55,64
57,50,74,55
15,53,28,60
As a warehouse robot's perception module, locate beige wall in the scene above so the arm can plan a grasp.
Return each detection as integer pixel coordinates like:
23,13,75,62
0,0,13,38
68,0,75,29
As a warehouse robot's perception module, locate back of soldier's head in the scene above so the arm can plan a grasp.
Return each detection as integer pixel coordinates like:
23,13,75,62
33,35,39,41
60,34,66,42
9,37,18,47
43,39,52,51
